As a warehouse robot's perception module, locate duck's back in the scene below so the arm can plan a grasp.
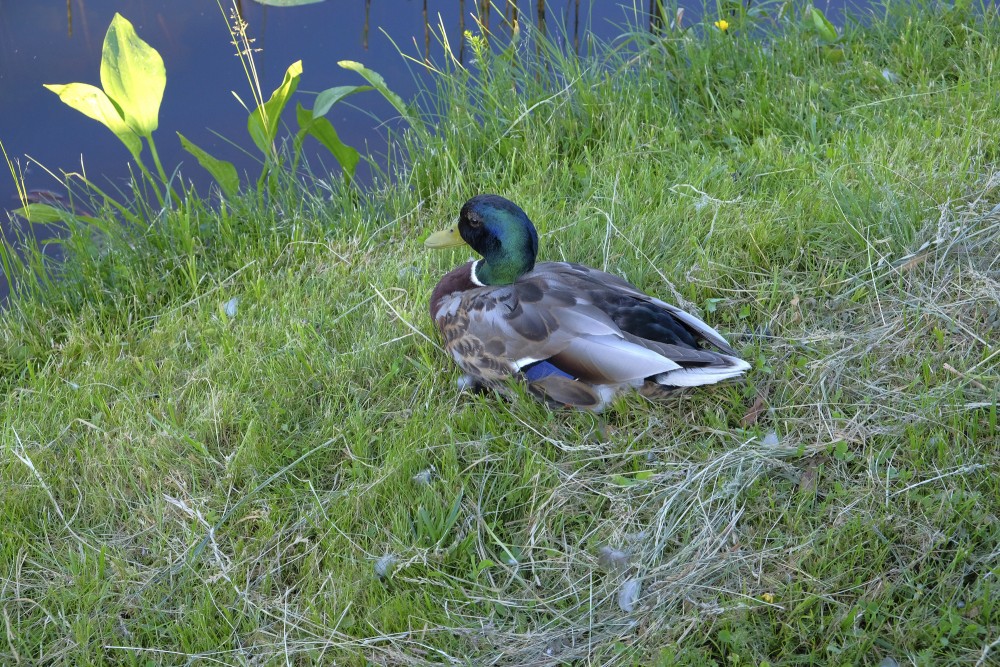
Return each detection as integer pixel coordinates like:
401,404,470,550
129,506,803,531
525,261,738,356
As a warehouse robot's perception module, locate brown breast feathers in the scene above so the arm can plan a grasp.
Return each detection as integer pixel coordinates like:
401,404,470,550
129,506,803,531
429,261,477,320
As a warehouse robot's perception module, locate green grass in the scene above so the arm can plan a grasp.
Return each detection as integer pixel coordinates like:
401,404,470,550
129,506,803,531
2,2,1000,665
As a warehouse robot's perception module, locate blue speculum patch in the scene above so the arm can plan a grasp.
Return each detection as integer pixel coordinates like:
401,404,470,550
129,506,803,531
522,360,574,382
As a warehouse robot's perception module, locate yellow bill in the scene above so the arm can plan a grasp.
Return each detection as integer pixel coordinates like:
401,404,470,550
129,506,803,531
424,226,466,248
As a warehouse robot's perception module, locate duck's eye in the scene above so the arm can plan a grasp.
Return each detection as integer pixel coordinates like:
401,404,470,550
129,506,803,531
467,215,482,228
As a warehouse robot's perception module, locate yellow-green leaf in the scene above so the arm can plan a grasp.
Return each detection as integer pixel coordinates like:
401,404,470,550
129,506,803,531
338,60,425,135
312,85,373,118
14,203,72,224
100,13,166,136
822,46,846,63
178,132,240,198
295,104,360,182
248,61,303,155
43,82,142,158
809,7,839,43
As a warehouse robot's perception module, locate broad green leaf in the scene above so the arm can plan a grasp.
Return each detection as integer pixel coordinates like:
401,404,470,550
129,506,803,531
296,104,360,181
822,46,846,63
177,132,240,198
809,7,838,43
248,60,303,155
43,82,142,158
253,0,325,5
13,203,70,224
100,13,166,136
74,214,109,229
338,60,425,134
312,85,373,118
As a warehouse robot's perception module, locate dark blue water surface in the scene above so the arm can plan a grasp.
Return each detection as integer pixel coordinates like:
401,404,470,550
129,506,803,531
0,0,857,300
0,2,632,206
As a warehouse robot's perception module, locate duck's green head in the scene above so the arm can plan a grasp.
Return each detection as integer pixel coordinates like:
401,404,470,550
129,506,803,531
425,194,539,285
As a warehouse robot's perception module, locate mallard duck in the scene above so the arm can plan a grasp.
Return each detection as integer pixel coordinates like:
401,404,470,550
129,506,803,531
425,194,751,411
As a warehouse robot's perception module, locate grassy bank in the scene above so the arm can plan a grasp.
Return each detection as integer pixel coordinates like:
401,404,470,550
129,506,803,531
2,3,999,665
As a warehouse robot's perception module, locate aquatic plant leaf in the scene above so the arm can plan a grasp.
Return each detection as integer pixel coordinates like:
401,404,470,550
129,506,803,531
177,132,240,197
295,104,360,181
43,83,142,158
809,7,839,43
100,13,166,136
312,85,373,118
13,203,70,224
338,61,425,135
248,61,303,155
822,46,846,63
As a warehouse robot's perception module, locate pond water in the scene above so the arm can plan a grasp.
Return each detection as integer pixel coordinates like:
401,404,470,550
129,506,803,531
0,0,859,301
